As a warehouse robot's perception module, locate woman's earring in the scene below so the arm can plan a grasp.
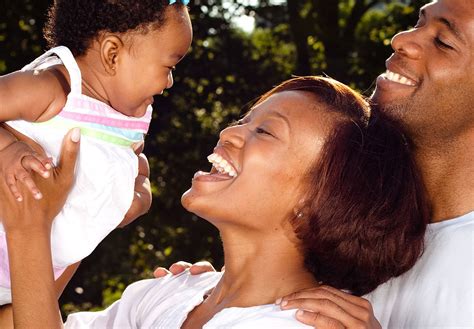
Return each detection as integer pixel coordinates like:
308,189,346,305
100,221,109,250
296,211,304,219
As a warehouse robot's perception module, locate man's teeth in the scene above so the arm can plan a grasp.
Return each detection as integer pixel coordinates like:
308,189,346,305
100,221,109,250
384,70,415,86
207,153,237,177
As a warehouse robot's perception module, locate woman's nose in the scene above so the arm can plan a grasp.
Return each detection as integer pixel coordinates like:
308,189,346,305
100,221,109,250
391,29,423,60
219,124,245,149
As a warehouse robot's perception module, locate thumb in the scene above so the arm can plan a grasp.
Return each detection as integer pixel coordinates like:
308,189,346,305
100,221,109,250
57,128,81,177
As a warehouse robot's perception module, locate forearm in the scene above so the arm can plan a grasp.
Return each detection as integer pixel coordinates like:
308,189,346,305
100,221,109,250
0,304,13,329
6,227,62,329
55,262,81,299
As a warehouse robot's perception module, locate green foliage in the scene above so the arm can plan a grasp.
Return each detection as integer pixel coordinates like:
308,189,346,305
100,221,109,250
0,0,429,315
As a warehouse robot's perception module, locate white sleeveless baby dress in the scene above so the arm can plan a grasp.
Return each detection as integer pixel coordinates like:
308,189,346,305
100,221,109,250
0,46,153,304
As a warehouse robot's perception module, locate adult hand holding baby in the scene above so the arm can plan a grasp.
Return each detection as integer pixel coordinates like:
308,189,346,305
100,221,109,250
0,128,80,329
0,128,80,232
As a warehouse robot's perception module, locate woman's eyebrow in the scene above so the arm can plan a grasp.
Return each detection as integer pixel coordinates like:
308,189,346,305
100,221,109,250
265,110,291,130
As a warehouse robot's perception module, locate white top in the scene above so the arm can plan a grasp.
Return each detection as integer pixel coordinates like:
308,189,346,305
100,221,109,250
65,271,312,328
366,211,474,328
0,47,152,304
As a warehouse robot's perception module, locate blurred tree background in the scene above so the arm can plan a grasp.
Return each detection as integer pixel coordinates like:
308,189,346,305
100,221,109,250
1,0,428,315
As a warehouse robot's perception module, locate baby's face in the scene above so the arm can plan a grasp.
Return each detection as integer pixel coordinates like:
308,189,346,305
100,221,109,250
109,6,192,117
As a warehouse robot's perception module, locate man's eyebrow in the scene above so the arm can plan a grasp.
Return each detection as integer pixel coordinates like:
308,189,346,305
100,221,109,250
436,16,465,44
420,7,466,44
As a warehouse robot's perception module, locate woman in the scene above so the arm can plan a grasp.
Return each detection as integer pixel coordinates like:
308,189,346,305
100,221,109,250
0,76,428,328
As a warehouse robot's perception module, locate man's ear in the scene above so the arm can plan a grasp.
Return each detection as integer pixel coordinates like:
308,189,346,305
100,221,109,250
99,34,125,75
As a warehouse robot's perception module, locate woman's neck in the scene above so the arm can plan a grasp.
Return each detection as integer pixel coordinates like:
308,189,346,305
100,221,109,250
181,228,318,329
208,228,318,307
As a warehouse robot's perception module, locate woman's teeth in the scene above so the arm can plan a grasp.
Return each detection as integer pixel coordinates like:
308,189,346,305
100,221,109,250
207,153,237,177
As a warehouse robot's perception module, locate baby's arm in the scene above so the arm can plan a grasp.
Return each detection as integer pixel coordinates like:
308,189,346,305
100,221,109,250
0,67,69,200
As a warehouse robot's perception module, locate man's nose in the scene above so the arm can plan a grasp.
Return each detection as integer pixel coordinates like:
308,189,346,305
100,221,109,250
391,29,423,60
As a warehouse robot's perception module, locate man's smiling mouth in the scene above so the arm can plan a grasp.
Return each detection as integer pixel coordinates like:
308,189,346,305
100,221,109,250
382,70,417,86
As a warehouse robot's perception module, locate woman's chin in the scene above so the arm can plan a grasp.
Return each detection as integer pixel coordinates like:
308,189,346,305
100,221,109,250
181,188,209,215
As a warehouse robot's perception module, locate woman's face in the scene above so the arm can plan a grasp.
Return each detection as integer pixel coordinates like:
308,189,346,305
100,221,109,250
181,91,335,232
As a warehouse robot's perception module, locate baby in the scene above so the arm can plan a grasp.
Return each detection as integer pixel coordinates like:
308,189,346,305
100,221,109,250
0,0,192,304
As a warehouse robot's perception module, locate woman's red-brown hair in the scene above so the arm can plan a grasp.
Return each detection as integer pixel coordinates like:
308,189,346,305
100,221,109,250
257,76,429,296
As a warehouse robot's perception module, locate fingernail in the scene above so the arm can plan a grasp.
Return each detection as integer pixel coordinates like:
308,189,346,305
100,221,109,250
275,298,282,305
45,163,52,170
43,171,50,178
71,128,81,143
281,300,288,307
296,309,304,318
17,197,23,202
35,192,43,200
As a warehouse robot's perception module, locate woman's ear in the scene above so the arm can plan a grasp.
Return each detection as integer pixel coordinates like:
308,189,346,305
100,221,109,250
99,34,124,75
293,198,309,219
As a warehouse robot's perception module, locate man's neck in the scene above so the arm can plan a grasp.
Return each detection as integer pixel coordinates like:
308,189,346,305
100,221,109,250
415,131,474,222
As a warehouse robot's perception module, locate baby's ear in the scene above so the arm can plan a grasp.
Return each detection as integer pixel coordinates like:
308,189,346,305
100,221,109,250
99,34,124,75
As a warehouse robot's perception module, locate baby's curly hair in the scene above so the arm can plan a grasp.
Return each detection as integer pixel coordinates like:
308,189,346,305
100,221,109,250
44,0,185,56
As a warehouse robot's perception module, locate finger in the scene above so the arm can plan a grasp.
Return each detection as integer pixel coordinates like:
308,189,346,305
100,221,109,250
280,298,364,328
153,267,171,278
57,128,81,180
280,287,361,312
318,285,373,308
189,261,216,275
17,174,43,200
6,175,23,202
304,286,374,321
21,155,50,178
295,309,345,329
169,261,192,275
41,156,54,170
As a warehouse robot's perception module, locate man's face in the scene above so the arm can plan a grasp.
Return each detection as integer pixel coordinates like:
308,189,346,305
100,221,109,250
371,0,474,141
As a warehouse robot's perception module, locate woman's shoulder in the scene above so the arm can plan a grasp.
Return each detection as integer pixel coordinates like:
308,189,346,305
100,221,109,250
206,304,312,328
122,270,222,302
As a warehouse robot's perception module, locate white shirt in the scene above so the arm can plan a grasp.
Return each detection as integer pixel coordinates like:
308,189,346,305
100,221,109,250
366,211,474,328
65,271,312,328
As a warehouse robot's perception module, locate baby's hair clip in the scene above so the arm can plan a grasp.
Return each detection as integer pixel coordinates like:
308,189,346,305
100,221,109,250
169,0,190,5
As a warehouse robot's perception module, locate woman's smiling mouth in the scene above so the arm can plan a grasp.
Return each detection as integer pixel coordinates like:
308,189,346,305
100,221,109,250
192,152,238,182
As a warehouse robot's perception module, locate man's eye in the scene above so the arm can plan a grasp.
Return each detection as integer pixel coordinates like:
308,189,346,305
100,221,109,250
434,37,454,50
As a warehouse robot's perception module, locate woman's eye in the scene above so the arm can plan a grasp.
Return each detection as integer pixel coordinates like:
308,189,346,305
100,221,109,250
256,127,273,136
434,37,454,50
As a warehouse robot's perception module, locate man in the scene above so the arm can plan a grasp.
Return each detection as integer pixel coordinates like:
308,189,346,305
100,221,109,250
262,0,474,327
159,0,474,327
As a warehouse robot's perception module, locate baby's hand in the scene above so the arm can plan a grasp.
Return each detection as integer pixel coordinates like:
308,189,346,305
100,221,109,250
0,141,52,201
